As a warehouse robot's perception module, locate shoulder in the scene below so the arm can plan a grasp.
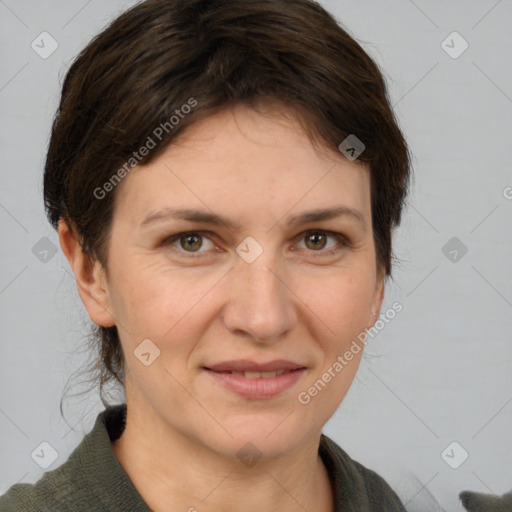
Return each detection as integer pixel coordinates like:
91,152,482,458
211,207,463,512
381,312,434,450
0,475,77,512
319,433,406,512
0,404,137,512
459,489,512,511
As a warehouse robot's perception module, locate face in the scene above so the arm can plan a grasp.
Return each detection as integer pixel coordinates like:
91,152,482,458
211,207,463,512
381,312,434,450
76,105,384,460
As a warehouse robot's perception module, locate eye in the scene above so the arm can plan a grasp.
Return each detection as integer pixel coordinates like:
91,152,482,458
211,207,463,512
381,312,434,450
163,231,216,256
296,230,349,257
161,229,349,259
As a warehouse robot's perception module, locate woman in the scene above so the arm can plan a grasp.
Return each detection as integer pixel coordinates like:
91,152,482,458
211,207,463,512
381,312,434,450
0,0,411,510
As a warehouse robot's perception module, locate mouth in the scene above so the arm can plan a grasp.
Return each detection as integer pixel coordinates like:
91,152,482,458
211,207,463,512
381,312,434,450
202,360,307,399
208,369,294,379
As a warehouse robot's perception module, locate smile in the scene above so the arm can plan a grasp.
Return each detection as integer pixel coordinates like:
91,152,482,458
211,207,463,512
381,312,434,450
203,366,306,399
220,369,288,378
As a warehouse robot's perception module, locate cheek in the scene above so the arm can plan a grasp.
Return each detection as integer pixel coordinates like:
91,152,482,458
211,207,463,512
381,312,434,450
298,267,375,345
108,258,221,342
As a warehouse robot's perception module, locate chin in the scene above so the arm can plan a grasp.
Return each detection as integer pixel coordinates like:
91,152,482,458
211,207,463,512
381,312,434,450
207,412,316,462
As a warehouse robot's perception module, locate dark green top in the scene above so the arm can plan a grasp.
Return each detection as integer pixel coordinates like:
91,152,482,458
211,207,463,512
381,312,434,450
0,404,406,511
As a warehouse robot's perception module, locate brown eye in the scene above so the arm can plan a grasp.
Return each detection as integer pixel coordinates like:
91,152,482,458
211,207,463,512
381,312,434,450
179,233,203,252
304,232,327,250
296,230,348,258
162,231,216,256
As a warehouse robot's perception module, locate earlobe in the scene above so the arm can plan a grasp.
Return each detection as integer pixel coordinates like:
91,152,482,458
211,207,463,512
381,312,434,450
58,219,116,327
368,269,386,324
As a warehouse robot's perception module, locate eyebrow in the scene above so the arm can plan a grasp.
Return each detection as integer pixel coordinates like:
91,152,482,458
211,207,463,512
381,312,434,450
140,206,366,232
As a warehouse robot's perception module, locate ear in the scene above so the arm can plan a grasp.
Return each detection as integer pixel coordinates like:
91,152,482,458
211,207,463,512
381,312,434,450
58,219,116,327
368,265,386,326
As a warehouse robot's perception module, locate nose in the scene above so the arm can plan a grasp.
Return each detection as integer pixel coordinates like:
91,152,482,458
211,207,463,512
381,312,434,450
220,253,297,343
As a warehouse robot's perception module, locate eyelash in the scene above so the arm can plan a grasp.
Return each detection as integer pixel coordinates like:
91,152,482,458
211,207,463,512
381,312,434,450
161,230,351,259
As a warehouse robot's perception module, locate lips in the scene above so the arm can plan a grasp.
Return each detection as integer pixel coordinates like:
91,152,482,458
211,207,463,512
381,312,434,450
202,359,307,399
204,359,305,373
224,369,288,379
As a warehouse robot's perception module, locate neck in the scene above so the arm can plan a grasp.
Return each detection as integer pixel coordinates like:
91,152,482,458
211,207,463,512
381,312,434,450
111,401,333,512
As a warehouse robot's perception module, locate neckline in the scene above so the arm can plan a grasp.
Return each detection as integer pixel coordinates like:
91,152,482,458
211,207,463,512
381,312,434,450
101,405,347,510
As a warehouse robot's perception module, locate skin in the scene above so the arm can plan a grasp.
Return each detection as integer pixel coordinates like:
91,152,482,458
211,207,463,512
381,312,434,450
59,104,385,512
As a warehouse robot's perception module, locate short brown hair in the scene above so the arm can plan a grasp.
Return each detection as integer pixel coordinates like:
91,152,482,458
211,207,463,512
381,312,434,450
44,0,411,409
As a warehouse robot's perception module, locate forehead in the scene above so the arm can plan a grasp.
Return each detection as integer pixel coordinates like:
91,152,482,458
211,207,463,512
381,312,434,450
114,105,372,226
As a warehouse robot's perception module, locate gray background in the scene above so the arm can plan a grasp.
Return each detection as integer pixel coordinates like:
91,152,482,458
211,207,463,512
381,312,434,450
1,1,511,510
